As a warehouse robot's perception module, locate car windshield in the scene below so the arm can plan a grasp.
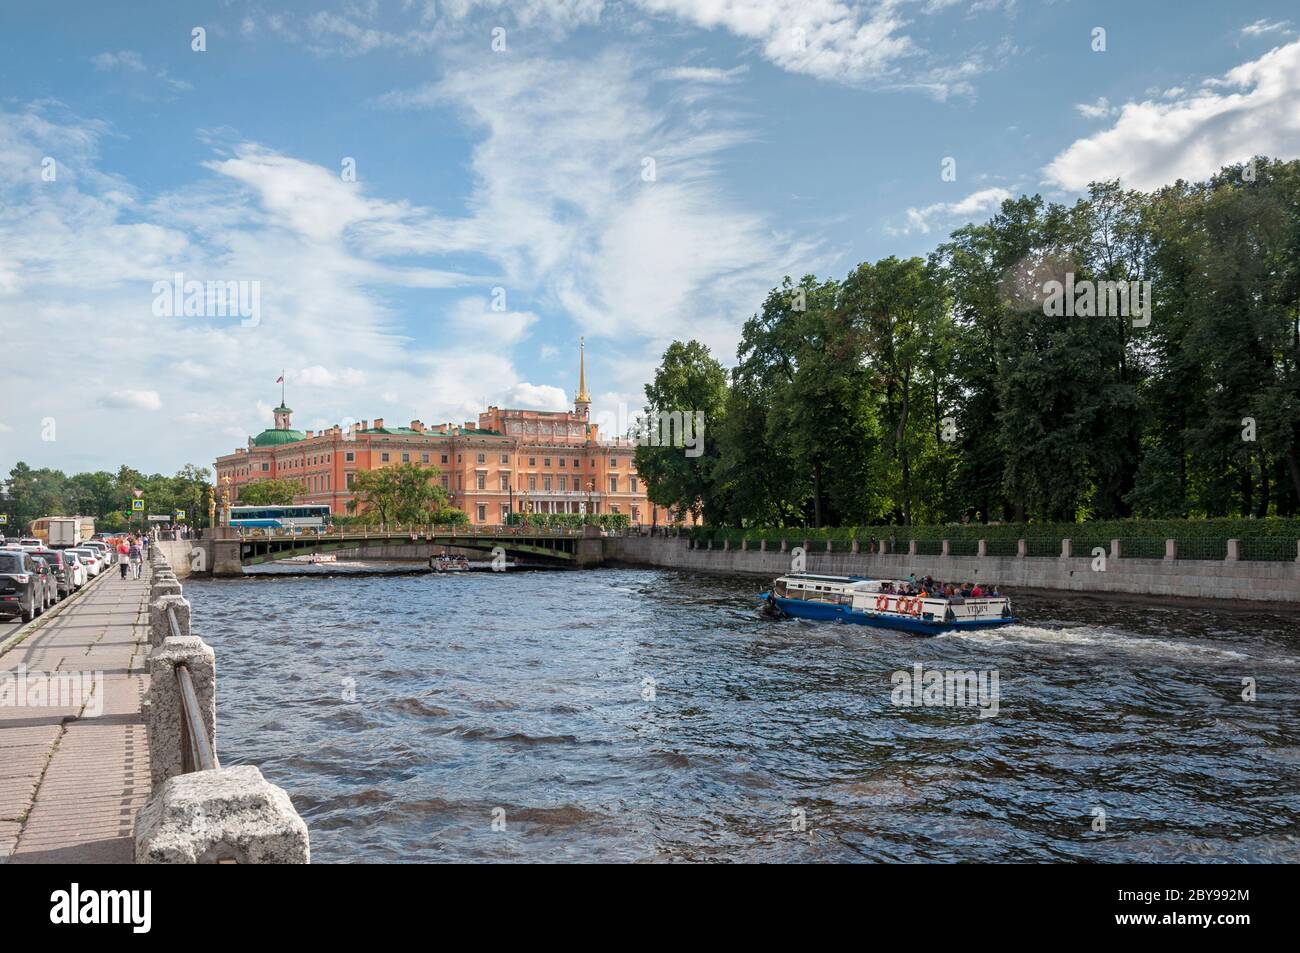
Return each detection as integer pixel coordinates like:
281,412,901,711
0,553,25,573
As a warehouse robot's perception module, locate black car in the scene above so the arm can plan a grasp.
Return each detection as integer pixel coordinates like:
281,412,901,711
0,549,45,622
31,549,73,598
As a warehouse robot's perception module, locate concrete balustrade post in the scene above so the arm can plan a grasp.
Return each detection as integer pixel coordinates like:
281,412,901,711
1295,539,1300,563
759,540,767,552
1226,539,1240,561
802,538,810,553
146,635,216,787
978,539,987,558
723,539,730,551
135,765,310,864
908,540,917,556
741,538,748,551
826,539,833,553
779,539,787,553
1165,539,1177,561
1017,539,1026,558
1061,539,1072,558
851,538,860,554
149,595,191,648
151,579,183,603
941,539,950,557
1111,538,1122,560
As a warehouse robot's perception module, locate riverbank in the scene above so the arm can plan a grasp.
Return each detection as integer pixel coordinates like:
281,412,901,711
605,536,1300,607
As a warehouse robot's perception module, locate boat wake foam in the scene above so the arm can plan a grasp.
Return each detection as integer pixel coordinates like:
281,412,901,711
944,623,1258,662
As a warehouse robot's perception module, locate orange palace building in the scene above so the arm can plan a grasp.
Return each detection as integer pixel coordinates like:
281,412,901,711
214,343,670,527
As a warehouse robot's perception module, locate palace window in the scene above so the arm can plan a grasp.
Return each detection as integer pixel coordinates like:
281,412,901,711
261,463,269,471
611,458,618,467
611,505,620,514
529,457,536,467
402,452,410,463
477,473,486,490
630,477,638,493
441,454,448,464
477,452,486,464
543,458,551,467
500,503,509,521
528,476,536,491
500,475,509,491
346,473,355,489
422,453,429,463
477,504,486,522
441,475,449,489
573,459,579,468
559,476,567,491
609,475,618,493
500,454,509,464
346,452,355,462
559,458,565,467
544,476,552,492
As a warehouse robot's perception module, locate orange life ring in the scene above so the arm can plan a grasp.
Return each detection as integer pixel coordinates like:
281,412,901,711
875,594,887,611
898,597,910,614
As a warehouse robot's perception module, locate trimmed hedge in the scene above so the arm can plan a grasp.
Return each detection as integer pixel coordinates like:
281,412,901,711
688,519,1300,561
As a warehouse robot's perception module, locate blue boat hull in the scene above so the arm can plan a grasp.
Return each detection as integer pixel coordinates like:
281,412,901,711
760,594,1016,635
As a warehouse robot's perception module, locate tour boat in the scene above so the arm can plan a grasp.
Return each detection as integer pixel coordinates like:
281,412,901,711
429,555,470,572
286,553,336,564
759,573,1015,634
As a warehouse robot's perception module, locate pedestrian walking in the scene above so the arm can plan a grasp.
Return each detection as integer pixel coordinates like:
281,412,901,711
117,538,130,580
129,538,143,579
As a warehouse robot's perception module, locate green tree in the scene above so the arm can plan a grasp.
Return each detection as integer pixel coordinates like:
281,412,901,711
238,478,305,506
346,463,450,525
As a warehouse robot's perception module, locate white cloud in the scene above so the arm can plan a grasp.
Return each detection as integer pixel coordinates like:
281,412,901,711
101,390,162,411
1045,39,1300,191
656,65,748,83
447,296,539,345
91,50,146,72
896,186,1012,234
1075,96,1117,119
503,382,570,411
1242,19,1293,38
294,366,368,388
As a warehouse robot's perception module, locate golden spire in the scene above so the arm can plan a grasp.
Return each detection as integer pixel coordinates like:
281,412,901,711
576,336,591,404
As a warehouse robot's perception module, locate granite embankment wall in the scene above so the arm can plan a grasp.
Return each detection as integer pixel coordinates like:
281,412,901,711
604,536,1300,605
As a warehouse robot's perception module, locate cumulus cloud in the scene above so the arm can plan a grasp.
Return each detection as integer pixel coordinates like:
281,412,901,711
1075,96,1117,119
1241,19,1293,38
1044,40,1300,191
896,186,1013,234
503,382,570,411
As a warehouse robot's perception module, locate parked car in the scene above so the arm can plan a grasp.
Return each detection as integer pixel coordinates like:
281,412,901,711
61,550,88,589
19,537,43,551
0,549,44,622
84,540,113,565
28,555,57,612
70,547,102,576
31,549,73,599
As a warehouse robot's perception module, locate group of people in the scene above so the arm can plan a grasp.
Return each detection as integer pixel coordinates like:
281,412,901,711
116,534,148,579
880,574,999,601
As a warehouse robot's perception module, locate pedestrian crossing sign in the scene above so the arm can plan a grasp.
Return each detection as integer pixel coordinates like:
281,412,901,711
0,514,7,524
175,509,185,520
132,499,144,511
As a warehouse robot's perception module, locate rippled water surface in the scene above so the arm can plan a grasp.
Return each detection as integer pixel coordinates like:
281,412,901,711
186,565,1300,862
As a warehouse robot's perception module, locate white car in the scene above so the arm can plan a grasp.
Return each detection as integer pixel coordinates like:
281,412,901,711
61,550,88,588
70,547,101,576
84,540,113,565
19,537,43,551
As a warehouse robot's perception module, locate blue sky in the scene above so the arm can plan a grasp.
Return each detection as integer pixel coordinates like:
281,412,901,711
2,0,1299,474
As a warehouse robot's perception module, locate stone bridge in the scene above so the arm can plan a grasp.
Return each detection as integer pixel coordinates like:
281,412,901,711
163,529,607,576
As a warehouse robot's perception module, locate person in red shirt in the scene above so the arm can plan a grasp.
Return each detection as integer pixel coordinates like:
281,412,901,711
970,583,984,598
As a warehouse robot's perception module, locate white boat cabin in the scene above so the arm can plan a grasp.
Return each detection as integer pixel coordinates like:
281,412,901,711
773,573,1010,622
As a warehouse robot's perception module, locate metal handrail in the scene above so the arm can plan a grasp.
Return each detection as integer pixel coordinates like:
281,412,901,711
167,603,218,773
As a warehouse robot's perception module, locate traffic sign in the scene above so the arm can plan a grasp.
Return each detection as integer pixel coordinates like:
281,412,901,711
175,509,186,520
132,499,144,511
0,514,8,524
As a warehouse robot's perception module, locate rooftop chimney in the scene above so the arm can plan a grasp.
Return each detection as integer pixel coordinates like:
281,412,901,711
411,420,425,433
361,420,369,431
373,417,384,430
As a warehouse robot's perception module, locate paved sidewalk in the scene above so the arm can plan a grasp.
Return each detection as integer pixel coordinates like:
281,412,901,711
0,565,152,863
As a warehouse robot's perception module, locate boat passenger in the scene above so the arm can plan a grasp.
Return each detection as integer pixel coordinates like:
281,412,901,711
971,583,984,598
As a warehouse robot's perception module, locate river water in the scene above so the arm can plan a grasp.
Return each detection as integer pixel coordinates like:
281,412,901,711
185,564,1300,863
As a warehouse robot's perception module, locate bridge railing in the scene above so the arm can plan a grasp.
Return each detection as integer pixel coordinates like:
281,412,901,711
135,547,310,864
236,523,588,540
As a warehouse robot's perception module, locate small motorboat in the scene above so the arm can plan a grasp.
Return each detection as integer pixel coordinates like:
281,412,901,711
759,573,1015,635
429,555,471,572
286,553,337,564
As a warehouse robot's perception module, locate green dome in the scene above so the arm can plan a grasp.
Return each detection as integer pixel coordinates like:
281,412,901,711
252,428,306,447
